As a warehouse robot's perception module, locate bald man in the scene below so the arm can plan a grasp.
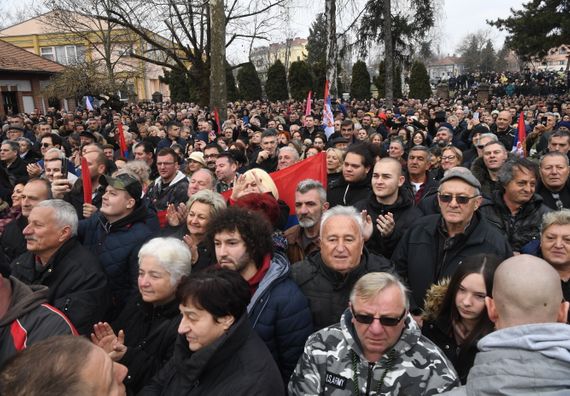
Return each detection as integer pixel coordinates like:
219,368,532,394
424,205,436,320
442,255,570,395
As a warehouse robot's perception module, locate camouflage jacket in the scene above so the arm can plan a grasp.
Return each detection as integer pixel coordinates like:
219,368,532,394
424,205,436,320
288,309,459,395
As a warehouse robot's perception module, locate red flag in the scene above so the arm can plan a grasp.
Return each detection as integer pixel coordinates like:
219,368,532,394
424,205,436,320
214,108,222,135
117,123,127,157
81,156,93,204
304,91,312,119
512,112,526,157
221,152,328,216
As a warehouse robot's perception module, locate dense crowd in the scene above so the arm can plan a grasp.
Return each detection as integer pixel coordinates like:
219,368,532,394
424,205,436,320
0,89,570,395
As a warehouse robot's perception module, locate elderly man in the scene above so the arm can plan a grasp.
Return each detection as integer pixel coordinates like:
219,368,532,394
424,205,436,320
540,210,570,303
289,272,459,395
393,167,512,313
292,206,392,330
405,145,438,205
285,179,329,263
442,255,570,395
479,158,551,253
277,146,300,170
10,200,110,335
537,151,570,209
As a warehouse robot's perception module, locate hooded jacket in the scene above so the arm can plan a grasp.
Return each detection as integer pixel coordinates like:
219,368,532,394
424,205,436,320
139,314,285,396
291,249,393,330
354,188,421,258
327,175,371,208
0,277,77,366
441,323,570,395
10,238,110,335
288,309,459,395
248,252,313,382
146,171,189,211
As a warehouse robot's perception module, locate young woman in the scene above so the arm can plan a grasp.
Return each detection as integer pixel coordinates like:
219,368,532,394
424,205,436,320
422,254,501,384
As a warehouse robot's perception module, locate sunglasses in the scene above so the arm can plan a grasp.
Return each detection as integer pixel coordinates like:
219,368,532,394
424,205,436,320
351,308,406,326
438,194,479,205
476,145,485,149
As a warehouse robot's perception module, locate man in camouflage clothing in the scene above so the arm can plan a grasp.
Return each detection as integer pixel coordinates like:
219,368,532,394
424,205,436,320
289,272,459,395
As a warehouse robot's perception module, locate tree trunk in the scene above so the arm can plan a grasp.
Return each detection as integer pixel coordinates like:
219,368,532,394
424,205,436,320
209,0,227,120
383,0,393,108
325,0,338,97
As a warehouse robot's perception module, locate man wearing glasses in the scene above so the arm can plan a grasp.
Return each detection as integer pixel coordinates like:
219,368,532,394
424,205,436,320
393,167,512,317
289,272,459,395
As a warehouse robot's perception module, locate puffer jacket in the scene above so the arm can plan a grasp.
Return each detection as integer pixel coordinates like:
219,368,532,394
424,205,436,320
440,323,570,395
139,314,284,396
10,238,110,335
112,295,181,394
78,203,157,310
478,191,551,253
392,212,512,310
0,277,77,366
288,309,459,395
248,252,313,382
354,188,421,258
291,249,393,330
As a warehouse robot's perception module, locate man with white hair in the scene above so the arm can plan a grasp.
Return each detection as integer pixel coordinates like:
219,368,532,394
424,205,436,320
291,205,392,330
442,255,570,395
277,146,300,170
10,199,110,335
289,272,459,395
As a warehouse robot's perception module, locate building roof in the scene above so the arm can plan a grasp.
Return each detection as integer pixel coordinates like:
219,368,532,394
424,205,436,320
0,39,65,74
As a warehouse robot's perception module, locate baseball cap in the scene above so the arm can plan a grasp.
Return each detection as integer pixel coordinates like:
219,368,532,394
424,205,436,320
99,173,142,203
440,167,481,190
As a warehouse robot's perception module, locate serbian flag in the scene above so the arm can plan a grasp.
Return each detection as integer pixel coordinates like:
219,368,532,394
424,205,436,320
81,156,93,204
323,80,335,138
117,122,128,157
214,108,222,135
85,96,94,111
511,112,526,157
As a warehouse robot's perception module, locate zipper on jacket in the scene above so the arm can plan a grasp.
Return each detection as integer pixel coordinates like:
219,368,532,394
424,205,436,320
365,362,374,396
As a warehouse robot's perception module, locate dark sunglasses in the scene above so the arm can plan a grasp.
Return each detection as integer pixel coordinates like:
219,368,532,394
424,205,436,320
438,194,479,205
351,308,406,326
476,145,484,149
41,143,52,148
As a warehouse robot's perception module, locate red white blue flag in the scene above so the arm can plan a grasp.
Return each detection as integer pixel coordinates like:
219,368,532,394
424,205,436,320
511,112,526,157
323,80,334,138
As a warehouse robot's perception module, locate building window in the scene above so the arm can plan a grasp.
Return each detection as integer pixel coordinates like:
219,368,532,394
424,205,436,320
561,61,566,65
40,45,84,65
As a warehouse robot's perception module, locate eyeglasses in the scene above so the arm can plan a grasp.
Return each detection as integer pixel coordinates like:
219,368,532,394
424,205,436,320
441,155,457,161
41,143,53,148
204,154,219,159
351,308,407,327
438,193,479,205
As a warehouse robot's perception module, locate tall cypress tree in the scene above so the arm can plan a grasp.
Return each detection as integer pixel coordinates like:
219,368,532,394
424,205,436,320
408,61,432,99
237,62,262,101
288,61,313,101
350,60,371,100
265,60,288,101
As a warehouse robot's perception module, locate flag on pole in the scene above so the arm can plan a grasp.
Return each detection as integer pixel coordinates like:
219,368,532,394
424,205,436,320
85,96,94,111
81,156,93,204
117,122,127,157
323,80,335,138
304,90,312,124
511,112,526,157
214,108,222,135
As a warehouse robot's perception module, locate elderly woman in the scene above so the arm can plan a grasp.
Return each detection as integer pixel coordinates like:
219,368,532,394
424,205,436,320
139,269,284,395
165,189,227,271
91,237,192,394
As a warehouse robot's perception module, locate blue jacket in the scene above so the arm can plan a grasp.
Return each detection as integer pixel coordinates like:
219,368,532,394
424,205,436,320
78,203,157,310
248,252,313,383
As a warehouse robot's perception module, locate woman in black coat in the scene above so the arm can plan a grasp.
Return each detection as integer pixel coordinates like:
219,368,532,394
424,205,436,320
90,237,192,394
139,268,284,396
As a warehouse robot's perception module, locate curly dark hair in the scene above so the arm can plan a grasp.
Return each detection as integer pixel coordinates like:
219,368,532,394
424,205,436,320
205,206,274,268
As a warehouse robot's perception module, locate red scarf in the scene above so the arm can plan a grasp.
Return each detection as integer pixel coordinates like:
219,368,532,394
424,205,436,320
247,254,271,295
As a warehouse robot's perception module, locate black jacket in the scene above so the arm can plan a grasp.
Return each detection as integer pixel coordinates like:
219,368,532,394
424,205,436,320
0,215,27,263
478,191,552,253
392,213,512,310
354,189,421,258
139,314,284,396
536,180,570,210
113,295,181,394
470,157,501,199
10,238,110,335
327,176,371,208
291,249,393,330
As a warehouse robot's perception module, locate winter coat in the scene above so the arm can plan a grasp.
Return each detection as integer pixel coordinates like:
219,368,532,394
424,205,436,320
478,191,551,253
470,157,500,199
248,252,313,382
10,238,110,335
440,323,570,395
139,314,285,396
0,277,77,366
536,180,570,210
327,176,371,208
78,203,157,310
65,178,105,220
288,309,459,395
354,189,421,258
0,215,27,263
146,171,189,211
112,295,181,394
291,249,393,330
403,171,439,206
283,225,320,264
392,212,512,310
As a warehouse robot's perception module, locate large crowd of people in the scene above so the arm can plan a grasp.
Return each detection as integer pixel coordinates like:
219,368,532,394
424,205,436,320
0,86,570,395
